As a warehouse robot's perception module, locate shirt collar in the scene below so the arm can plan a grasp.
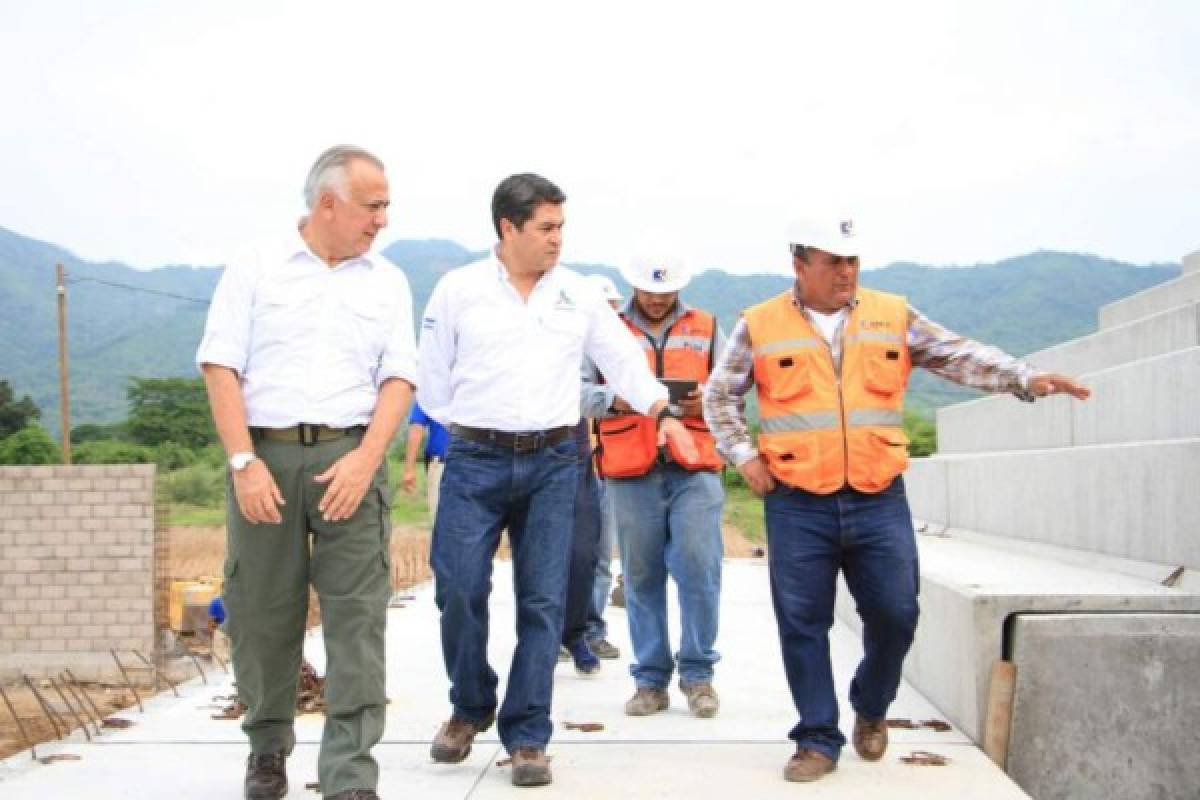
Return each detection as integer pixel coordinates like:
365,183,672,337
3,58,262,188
790,283,858,313
620,296,692,331
288,223,377,270
491,247,559,291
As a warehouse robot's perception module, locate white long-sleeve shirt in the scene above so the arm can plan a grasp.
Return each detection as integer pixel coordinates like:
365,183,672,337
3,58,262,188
417,253,667,431
195,232,418,428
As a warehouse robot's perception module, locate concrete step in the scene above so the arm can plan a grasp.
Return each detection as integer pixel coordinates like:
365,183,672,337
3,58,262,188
1021,299,1199,378
833,529,1200,800
936,346,1200,453
1099,269,1200,329
902,437,1200,568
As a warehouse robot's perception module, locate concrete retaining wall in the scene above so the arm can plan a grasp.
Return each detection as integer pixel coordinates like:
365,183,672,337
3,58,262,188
938,346,1200,453
0,464,164,681
1098,270,1200,329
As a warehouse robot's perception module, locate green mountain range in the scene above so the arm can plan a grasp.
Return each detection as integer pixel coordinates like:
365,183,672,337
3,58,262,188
0,225,1179,433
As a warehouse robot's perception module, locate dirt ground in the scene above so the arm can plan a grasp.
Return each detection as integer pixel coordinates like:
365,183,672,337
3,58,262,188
2,521,760,760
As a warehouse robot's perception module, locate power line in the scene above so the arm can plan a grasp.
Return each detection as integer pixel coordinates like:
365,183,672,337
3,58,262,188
65,275,211,306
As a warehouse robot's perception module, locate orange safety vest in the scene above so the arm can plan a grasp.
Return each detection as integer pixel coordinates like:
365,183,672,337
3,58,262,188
743,288,911,494
596,308,724,477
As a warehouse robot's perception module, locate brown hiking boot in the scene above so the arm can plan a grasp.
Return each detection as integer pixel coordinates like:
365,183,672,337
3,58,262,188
244,752,287,800
624,686,669,716
783,748,836,783
679,681,719,718
852,714,888,761
586,637,621,659
510,747,552,787
610,574,626,608
430,712,494,763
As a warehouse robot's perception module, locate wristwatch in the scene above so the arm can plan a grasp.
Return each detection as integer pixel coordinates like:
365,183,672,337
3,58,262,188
229,452,258,471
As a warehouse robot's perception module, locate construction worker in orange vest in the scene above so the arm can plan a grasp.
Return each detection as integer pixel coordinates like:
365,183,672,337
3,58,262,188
589,250,728,719
703,216,1090,783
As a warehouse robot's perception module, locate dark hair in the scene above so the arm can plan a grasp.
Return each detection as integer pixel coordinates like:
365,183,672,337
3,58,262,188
790,243,809,262
491,173,566,237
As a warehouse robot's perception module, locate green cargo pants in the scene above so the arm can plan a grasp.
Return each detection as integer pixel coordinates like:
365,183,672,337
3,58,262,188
223,431,392,796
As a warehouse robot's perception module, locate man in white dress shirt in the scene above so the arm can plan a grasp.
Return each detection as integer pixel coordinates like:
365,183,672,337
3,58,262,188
197,145,417,800
418,173,696,787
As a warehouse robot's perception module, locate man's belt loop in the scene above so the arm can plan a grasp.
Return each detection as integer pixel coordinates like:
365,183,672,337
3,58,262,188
299,423,318,446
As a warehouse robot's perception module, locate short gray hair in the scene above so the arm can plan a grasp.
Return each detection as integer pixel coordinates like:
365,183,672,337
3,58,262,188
303,145,384,209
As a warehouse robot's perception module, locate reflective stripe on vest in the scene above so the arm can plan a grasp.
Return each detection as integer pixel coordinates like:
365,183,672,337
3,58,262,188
743,288,912,494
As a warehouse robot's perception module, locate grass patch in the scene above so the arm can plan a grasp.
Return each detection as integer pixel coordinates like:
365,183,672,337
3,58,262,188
724,482,766,543
169,503,226,527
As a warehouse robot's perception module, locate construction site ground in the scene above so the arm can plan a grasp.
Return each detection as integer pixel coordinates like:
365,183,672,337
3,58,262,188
0,555,1027,799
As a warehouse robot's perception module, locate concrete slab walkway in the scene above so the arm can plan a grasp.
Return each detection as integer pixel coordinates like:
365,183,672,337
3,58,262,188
0,559,1028,798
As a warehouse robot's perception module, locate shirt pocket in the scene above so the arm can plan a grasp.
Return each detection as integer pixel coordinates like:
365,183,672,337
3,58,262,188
252,283,318,348
340,292,393,363
761,350,813,403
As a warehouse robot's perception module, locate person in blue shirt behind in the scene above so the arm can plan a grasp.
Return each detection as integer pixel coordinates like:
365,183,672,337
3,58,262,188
403,401,450,521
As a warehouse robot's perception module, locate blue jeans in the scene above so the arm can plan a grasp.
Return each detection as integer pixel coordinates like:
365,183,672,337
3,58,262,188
562,448,601,647
586,479,617,641
431,434,579,752
764,477,920,761
608,465,724,688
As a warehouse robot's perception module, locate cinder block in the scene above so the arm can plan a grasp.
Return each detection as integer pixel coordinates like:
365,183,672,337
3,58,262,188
28,573,51,586
39,584,66,599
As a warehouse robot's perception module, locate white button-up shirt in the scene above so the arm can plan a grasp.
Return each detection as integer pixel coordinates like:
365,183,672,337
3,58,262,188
196,233,418,428
418,253,667,431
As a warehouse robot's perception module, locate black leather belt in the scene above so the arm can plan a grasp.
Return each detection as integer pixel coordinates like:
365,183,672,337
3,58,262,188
251,424,365,446
452,424,572,454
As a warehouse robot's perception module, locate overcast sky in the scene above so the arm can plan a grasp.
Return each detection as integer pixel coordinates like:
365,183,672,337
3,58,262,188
1,1,1197,275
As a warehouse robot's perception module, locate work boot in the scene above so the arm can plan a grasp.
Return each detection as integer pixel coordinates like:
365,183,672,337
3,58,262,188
244,752,287,800
624,686,669,716
510,747,552,787
680,681,719,718
852,714,888,761
586,637,620,659
783,747,836,783
610,574,626,608
430,711,495,763
557,645,570,662
567,639,601,676
325,791,381,800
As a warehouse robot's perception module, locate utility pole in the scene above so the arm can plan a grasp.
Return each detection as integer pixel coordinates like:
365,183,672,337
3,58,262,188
56,263,71,464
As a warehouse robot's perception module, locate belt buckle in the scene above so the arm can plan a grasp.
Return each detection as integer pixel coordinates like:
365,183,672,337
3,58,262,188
513,431,542,454
299,423,319,446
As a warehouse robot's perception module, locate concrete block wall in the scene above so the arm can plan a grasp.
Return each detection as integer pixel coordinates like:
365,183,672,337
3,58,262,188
0,464,162,682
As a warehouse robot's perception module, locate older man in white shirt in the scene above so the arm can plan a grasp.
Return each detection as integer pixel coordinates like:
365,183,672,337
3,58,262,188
197,145,416,800
419,173,695,788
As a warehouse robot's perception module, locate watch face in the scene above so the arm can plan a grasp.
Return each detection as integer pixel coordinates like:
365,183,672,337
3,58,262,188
230,453,255,470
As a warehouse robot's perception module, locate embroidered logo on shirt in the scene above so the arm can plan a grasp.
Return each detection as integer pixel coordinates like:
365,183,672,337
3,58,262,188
554,290,576,310
422,317,437,330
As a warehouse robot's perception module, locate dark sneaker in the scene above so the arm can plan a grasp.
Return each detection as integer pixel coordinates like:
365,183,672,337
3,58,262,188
852,714,888,761
244,752,287,800
624,687,669,716
430,712,495,763
680,681,719,718
510,747,552,787
568,639,600,676
325,791,381,800
783,747,836,782
586,637,620,659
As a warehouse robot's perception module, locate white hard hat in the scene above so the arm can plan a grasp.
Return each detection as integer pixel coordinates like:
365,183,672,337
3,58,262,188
585,274,623,303
621,251,691,293
786,216,865,259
